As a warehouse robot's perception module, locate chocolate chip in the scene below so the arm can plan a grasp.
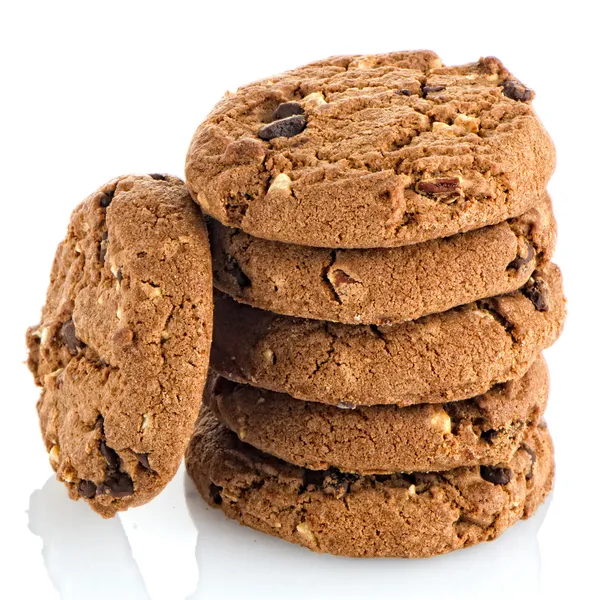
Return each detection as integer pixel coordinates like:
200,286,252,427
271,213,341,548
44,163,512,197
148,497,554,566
423,85,445,96
149,173,167,180
97,473,134,498
99,441,121,471
60,319,85,354
521,443,537,480
209,483,223,505
415,177,461,198
395,89,412,96
272,102,304,121
116,268,123,282
322,469,358,499
258,115,306,141
508,243,535,270
330,270,358,286
133,452,152,471
99,189,115,208
501,80,532,102
481,429,499,443
225,256,251,288
480,465,512,485
78,480,97,499
522,276,550,311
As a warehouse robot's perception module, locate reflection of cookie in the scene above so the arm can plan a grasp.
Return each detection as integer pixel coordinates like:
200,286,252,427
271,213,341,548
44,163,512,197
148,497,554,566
210,194,555,324
203,358,548,474
211,263,564,407
185,52,555,248
26,175,213,517
186,410,554,558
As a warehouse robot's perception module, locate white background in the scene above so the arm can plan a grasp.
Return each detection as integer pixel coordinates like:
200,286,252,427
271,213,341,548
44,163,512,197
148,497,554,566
1,1,598,598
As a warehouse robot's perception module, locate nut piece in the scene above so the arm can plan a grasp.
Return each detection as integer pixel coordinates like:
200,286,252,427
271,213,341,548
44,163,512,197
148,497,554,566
296,521,317,544
303,91,327,107
49,444,61,468
415,177,462,201
453,114,480,133
430,408,452,434
268,173,292,193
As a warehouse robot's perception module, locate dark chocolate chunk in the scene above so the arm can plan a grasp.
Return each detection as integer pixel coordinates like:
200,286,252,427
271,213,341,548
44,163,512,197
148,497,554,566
209,483,223,505
322,468,359,499
78,480,97,499
60,319,85,354
97,473,134,498
99,189,115,208
99,441,121,471
395,89,412,96
133,452,152,471
522,276,550,311
501,80,532,102
272,102,304,121
521,443,537,480
415,177,461,197
423,85,445,96
258,115,306,141
508,243,535,270
149,173,167,180
330,270,358,287
480,465,512,485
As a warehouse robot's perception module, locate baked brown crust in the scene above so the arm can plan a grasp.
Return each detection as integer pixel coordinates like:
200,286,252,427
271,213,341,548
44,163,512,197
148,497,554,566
185,52,555,248
26,175,213,517
203,358,548,474
185,410,554,558
210,193,556,324
211,263,565,407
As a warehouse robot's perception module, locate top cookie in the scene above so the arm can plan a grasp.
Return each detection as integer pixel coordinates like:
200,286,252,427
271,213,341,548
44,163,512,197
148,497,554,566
185,51,555,248
26,175,213,517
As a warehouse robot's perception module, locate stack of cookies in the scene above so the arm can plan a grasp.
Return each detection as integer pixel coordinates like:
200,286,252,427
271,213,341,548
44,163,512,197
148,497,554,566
184,51,565,558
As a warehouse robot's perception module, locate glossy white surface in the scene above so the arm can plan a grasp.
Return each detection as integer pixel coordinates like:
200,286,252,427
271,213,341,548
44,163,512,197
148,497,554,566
2,1,598,598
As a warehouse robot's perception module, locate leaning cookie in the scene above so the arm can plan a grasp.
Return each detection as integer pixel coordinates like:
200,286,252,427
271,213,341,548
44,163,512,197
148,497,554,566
211,263,565,407
210,193,555,324
185,52,555,248
186,410,554,558
203,357,548,474
26,175,213,517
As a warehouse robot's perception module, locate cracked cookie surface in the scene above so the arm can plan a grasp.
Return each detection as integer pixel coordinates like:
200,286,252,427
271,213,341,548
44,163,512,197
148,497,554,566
26,175,213,517
185,51,555,248
203,357,548,474
185,410,553,558
210,192,555,324
211,263,565,406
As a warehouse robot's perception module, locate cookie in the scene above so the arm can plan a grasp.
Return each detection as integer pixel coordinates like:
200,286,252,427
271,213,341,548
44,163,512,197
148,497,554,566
211,263,564,407
186,410,554,558
203,357,548,474
26,174,213,517
185,52,555,248
210,193,555,324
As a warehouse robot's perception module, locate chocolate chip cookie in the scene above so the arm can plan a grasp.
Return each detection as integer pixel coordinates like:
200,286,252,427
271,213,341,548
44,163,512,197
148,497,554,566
26,175,213,517
210,193,555,324
211,263,564,407
185,52,555,248
203,357,548,474
186,410,554,558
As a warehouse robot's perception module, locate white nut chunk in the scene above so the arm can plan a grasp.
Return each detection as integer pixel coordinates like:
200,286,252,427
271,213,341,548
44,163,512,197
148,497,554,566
430,407,452,434
268,173,292,194
296,521,317,544
303,91,327,107
49,444,61,467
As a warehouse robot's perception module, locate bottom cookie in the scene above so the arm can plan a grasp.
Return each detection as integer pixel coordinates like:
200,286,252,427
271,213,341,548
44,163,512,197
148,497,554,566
185,410,554,558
